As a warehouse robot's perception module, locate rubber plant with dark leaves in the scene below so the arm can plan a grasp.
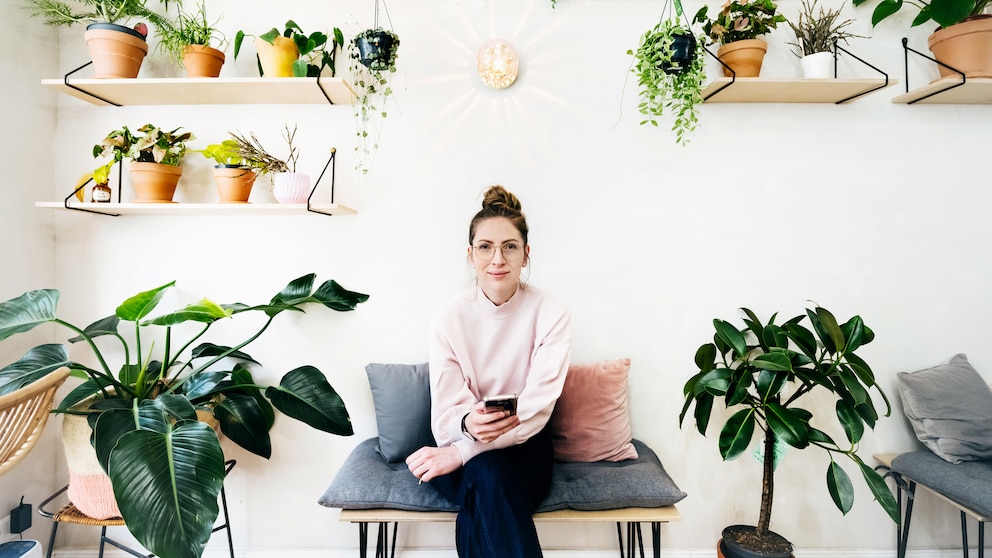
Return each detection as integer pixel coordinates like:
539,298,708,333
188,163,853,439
679,306,899,556
0,274,369,558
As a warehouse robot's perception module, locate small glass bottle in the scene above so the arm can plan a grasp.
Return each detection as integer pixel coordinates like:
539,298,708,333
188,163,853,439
92,182,112,203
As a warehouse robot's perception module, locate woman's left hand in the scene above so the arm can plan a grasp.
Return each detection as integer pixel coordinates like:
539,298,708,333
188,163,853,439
406,445,462,483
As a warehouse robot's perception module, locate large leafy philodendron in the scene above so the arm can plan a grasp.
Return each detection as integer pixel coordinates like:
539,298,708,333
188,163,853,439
679,306,899,545
0,274,369,558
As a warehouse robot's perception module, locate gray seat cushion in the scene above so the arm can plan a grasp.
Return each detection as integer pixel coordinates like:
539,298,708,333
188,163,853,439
318,437,686,512
891,450,992,518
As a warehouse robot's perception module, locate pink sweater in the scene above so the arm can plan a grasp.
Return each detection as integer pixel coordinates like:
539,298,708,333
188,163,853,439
429,285,572,464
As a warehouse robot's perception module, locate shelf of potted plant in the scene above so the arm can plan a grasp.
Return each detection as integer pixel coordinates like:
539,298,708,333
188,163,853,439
41,76,356,106
891,77,992,104
34,201,357,216
701,76,897,103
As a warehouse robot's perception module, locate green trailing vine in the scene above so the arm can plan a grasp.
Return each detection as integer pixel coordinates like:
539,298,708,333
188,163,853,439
349,28,399,175
629,19,706,145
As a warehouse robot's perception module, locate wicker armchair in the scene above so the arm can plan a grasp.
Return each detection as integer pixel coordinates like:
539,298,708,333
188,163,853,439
0,367,70,476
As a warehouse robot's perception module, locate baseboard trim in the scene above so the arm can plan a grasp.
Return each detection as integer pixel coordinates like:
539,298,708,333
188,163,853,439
50,548,985,558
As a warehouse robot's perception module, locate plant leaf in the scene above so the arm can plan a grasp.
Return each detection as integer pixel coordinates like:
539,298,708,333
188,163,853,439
0,289,59,341
0,344,69,395
766,401,809,449
109,422,225,558
713,319,747,358
718,407,755,460
215,392,272,458
264,366,353,436
116,281,176,322
827,461,855,514
836,399,865,444
858,459,900,523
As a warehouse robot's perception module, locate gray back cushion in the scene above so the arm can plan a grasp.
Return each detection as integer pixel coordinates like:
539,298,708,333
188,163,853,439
365,363,436,463
898,354,992,463
318,437,686,512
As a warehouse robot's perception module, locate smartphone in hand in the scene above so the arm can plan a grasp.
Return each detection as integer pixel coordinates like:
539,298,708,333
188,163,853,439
483,394,518,416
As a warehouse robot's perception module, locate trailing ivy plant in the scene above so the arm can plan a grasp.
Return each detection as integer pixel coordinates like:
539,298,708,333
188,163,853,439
629,19,706,145
349,28,400,175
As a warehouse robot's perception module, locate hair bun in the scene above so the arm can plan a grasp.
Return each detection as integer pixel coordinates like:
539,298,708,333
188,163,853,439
481,185,522,214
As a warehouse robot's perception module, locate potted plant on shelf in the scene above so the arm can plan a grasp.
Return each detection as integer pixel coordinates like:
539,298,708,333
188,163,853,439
680,306,899,558
23,0,171,78
93,123,194,203
629,16,706,145
156,0,227,78
224,125,312,204
854,0,992,80
234,21,344,78
787,0,864,78
693,0,788,78
0,274,368,558
197,139,260,203
349,27,400,175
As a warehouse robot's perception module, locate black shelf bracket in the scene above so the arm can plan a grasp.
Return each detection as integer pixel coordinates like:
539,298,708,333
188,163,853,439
833,42,890,103
307,147,339,217
63,61,122,107
701,45,736,101
63,164,122,217
901,37,966,103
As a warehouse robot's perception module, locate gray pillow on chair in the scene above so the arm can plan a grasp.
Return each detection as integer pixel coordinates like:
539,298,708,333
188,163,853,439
365,362,436,463
898,354,992,463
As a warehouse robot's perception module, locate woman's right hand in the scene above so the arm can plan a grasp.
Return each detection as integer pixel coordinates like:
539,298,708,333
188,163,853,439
406,445,462,483
465,400,520,443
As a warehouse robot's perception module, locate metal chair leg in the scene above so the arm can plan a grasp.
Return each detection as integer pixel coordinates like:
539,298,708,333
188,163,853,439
962,511,969,558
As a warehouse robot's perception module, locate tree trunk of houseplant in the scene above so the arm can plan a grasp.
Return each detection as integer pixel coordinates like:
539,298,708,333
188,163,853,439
720,429,793,558
129,162,182,203
717,39,768,78
183,45,226,78
928,15,992,81
84,23,148,79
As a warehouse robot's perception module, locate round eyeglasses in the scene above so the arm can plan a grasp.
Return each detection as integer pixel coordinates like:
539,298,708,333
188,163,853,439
471,241,524,260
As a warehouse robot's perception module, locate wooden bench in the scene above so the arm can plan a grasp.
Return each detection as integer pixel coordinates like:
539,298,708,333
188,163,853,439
338,506,682,558
875,452,990,558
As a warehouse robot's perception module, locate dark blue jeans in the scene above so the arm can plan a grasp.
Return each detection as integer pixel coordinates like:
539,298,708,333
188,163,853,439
431,428,554,558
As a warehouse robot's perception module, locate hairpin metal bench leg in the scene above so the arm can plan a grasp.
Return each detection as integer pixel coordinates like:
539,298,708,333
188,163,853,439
652,522,661,558
615,522,625,558
357,521,369,558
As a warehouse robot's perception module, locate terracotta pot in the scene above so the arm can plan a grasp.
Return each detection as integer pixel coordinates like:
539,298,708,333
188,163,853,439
129,162,182,203
183,44,225,78
63,413,121,519
272,172,311,203
255,36,300,77
84,22,148,79
213,165,256,203
717,39,768,78
928,16,992,80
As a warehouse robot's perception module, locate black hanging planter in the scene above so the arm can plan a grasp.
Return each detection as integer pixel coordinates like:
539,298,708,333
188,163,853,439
356,29,397,71
662,31,697,75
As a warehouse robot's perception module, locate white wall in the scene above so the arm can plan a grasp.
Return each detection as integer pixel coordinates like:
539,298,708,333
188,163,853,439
11,0,992,554
0,0,61,545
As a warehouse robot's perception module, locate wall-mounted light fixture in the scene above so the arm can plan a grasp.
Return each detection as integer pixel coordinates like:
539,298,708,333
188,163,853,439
477,39,519,89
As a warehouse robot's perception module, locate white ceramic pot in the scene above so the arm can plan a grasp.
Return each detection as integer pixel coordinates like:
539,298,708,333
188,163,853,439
800,51,835,79
272,172,311,204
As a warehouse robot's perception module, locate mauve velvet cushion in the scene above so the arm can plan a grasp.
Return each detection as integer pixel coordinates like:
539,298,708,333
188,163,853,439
549,358,639,462
898,353,992,463
365,362,436,463
318,437,686,512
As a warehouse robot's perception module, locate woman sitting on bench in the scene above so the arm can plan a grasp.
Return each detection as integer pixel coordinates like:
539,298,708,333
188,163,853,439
404,185,572,558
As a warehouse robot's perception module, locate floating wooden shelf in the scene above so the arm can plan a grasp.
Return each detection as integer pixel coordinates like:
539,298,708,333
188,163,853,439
41,77,356,106
35,201,357,216
891,77,992,104
701,77,896,104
